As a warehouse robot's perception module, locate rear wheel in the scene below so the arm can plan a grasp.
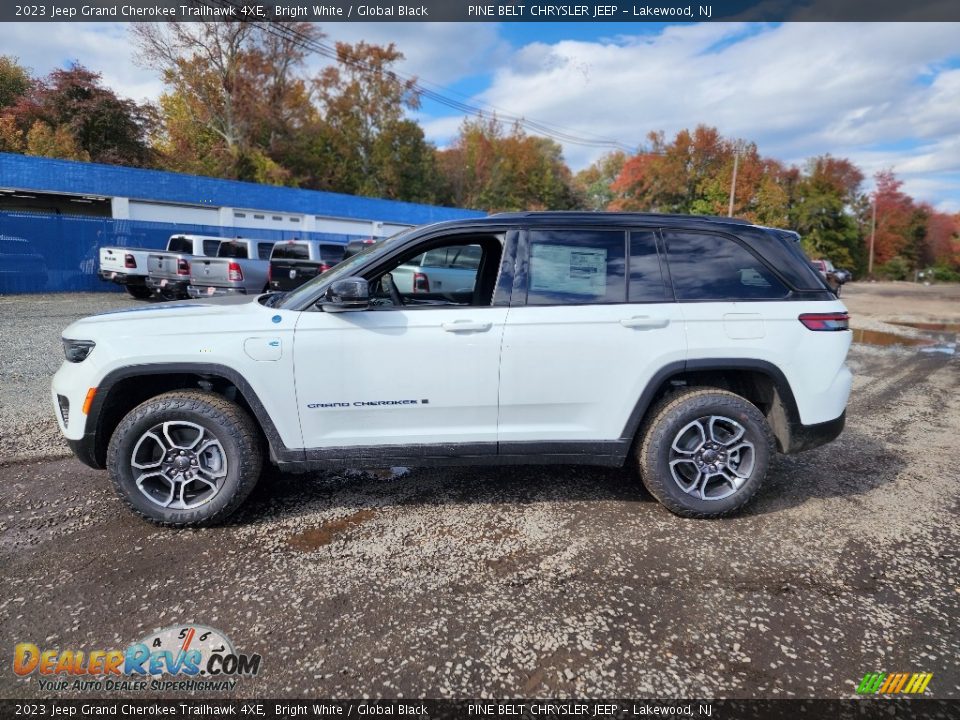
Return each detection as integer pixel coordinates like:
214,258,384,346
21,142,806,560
637,387,774,518
107,391,262,527
125,285,152,299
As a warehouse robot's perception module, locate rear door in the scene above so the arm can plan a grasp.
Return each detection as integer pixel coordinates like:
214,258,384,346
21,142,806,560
497,227,685,449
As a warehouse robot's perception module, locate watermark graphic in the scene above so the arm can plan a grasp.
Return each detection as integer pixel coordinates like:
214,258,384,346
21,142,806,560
13,624,260,693
856,672,933,695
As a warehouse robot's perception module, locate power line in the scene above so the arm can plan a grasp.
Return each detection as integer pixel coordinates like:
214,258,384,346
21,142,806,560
198,1,641,153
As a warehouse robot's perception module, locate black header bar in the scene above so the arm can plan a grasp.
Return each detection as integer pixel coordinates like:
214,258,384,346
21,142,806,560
3,0,959,22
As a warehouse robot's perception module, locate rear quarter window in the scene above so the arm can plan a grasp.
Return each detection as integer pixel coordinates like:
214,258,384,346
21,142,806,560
664,231,789,301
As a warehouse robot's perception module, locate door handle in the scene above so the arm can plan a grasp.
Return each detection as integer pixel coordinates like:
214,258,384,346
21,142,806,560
442,320,492,332
620,316,670,329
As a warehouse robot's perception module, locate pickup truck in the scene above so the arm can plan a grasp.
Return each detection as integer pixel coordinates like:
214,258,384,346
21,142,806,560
267,240,346,292
187,238,277,298
99,246,154,298
145,235,226,300
392,244,481,295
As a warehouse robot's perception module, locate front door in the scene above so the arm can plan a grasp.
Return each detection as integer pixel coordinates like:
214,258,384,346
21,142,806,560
292,232,510,452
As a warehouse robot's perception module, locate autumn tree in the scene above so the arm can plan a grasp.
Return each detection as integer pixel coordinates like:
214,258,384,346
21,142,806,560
135,21,318,183
437,116,580,211
870,170,917,270
9,63,153,166
0,56,30,109
311,41,439,202
789,155,864,268
574,151,626,211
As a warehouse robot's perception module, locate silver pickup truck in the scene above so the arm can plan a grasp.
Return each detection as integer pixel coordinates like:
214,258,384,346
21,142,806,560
145,235,224,300
392,243,481,295
187,238,277,298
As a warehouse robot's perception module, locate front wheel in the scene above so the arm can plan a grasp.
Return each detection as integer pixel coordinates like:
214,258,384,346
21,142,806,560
637,388,774,518
107,391,262,527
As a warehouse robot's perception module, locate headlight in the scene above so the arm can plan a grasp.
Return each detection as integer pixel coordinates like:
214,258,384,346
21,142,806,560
63,338,96,363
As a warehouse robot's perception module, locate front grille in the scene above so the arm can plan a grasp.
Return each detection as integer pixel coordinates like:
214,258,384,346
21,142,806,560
57,395,70,426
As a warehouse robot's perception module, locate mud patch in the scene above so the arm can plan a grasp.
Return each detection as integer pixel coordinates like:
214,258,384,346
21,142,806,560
851,328,932,347
890,321,960,333
286,508,377,551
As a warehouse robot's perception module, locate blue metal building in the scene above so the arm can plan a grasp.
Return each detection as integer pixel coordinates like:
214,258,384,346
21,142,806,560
0,153,484,293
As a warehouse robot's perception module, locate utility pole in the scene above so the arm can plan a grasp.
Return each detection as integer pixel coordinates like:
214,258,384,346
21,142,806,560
727,144,740,218
868,193,877,277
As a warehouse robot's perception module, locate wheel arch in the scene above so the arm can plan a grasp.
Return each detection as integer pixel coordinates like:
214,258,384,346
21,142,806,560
622,359,802,454
80,363,289,469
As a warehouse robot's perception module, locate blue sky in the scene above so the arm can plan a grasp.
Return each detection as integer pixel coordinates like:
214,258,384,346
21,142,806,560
4,21,959,212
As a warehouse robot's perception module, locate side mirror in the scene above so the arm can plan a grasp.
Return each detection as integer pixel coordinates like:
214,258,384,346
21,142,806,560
319,277,369,312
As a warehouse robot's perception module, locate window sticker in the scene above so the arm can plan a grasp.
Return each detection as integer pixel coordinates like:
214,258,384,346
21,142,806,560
530,244,608,296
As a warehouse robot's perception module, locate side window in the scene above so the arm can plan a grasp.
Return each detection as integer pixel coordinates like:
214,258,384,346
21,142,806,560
629,230,669,302
527,229,626,305
202,240,221,256
664,231,788,301
257,243,274,260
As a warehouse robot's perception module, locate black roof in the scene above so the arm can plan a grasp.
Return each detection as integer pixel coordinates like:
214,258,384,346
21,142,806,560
487,210,753,226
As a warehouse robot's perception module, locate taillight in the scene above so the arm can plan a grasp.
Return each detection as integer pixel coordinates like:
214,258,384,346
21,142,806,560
124,254,136,269
413,272,429,292
228,262,243,282
177,259,190,276
799,312,849,331
318,263,330,274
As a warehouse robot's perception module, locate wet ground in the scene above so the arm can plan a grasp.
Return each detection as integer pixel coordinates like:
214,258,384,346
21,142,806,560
0,283,958,699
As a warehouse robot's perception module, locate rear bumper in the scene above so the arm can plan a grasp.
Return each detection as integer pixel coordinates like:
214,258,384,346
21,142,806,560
187,284,247,298
784,411,845,454
146,277,189,294
99,270,145,286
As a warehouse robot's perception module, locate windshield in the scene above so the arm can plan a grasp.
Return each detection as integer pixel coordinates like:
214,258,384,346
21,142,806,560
278,229,414,309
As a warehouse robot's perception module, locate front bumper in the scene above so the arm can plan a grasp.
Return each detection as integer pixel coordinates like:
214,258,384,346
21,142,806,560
187,285,247,298
99,270,145,286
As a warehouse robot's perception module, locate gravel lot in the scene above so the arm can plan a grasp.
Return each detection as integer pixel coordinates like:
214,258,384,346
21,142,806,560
0,283,958,699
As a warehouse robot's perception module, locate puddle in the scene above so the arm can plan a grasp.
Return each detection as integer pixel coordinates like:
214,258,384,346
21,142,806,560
890,321,960,333
851,329,932,347
287,508,376,551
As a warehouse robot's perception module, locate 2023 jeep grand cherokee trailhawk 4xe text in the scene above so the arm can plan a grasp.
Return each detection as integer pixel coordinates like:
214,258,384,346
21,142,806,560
53,212,852,526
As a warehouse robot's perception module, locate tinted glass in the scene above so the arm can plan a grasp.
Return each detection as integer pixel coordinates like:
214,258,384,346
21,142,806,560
629,231,669,302
257,243,274,260
202,240,221,256
451,245,482,269
272,243,309,260
217,242,248,259
319,245,346,263
664,231,788,301
167,236,191,253
527,229,626,305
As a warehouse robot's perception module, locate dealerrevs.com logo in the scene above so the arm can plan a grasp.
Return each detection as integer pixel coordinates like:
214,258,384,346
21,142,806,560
13,625,261,693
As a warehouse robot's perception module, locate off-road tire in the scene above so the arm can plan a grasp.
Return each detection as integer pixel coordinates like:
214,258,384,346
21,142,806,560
107,391,262,527
637,387,774,518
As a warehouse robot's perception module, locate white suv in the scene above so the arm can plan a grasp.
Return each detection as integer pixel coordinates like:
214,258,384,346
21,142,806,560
52,213,852,526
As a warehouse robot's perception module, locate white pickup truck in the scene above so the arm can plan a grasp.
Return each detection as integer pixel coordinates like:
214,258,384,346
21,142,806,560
145,235,226,300
187,238,277,298
98,246,154,299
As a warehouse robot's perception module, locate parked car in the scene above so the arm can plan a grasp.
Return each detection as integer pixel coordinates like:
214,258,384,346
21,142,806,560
145,235,226,300
810,259,843,294
54,212,852,527
268,240,346,292
391,243,481,295
187,238,277,298
0,234,47,293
